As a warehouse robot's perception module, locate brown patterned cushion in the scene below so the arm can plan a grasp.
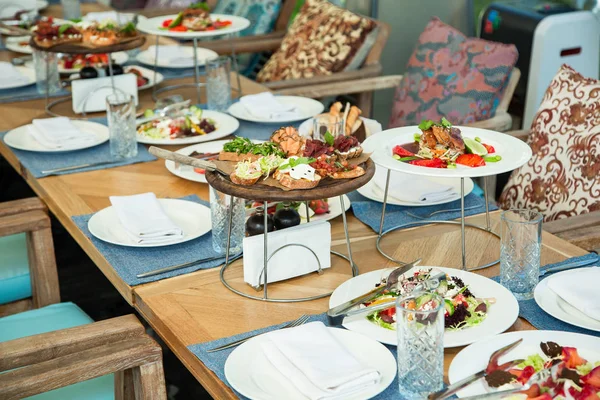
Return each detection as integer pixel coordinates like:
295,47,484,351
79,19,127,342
255,0,377,83
499,65,600,221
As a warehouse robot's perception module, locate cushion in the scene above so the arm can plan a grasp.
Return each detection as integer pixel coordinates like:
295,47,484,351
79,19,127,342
214,0,282,37
0,302,114,400
256,0,377,82
0,233,32,305
499,65,600,221
388,17,518,128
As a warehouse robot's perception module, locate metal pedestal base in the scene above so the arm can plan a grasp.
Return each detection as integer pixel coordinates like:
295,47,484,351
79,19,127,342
219,196,359,303
376,172,500,271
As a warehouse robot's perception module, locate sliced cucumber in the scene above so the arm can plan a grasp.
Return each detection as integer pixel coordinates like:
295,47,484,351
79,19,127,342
444,299,455,316
416,293,433,308
464,137,488,156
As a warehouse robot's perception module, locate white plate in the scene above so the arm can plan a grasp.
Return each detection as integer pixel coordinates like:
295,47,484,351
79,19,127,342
329,266,519,348
224,326,396,400
534,267,600,333
136,14,250,39
302,195,350,224
137,110,239,145
3,120,109,152
228,96,325,124
24,51,129,74
68,65,164,91
449,330,600,397
0,66,35,90
88,199,211,248
135,46,218,69
5,35,31,54
357,174,474,206
362,126,532,178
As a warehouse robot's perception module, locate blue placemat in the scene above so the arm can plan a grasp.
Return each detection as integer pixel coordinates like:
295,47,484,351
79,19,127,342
71,195,233,286
0,83,70,103
347,191,498,233
234,119,302,141
0,117,156,178
492,252,600,337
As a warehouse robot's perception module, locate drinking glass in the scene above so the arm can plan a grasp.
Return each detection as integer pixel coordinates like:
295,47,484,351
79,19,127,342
60,0,81,20
500,209,543,300
209,186,245,254
206,56,232,112
312,114,344,141
106,93,137,159
32,48,61,95
396,293,444,400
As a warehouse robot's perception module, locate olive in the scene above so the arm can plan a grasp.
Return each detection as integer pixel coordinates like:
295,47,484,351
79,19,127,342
79,66,98,79
105,64,124,76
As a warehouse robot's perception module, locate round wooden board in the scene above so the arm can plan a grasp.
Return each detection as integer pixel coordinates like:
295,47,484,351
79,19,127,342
205,159,376,201
29,35,145,54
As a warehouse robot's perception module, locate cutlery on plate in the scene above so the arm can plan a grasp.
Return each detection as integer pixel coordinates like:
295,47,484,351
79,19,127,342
136,100,191,121
11,55,33,66
428,338,524,400
539,254,599,277
207,314,311,353
149,146,229,177
326,258,421,325
136,253,242,279
406,204,480,220
41,160,121,174
0,22,32,36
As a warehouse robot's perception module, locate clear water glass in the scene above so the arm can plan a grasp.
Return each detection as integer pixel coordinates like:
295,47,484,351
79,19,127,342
500,209,543,300
209,186,244,254
60,0,81,20
32,48,61,95
313,114,344,141
206,56,232,112
396,293,444,400
106,93,137,159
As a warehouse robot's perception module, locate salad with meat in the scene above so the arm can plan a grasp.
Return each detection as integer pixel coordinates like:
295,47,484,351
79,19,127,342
364,268,492,331
137,106,216,140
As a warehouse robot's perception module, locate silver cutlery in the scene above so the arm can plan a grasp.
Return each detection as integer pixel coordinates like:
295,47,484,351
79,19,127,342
136,253,242,279
207,314,311,353
149,146,229,177
406,205,480,220
326,258,421,325
41,160,122,174
539,254,599,277
428,338,524,400
11,55,32,66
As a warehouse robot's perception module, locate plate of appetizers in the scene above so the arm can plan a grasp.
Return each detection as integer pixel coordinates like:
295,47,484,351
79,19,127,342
228,96,325,124
247,196,351,225
26,52,129,74
362,118,532,178
136,2,250,38
449,330,600,398
328,266,519,348
5,35,32,54
136,106,239,145
69,65,164,91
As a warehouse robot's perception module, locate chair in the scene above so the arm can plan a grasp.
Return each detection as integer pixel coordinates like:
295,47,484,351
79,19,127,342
0,198,167,400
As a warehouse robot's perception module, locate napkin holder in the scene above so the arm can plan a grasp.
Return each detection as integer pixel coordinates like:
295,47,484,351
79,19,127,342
72,74,138,114
243,221,331,288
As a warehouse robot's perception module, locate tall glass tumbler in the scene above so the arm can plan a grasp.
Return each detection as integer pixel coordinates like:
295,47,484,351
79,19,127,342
209,186,245,254
396,293,444,400
32,48,61,95
206,56,232,112
106,93,137,159
500,209,543,300
312,114,344,141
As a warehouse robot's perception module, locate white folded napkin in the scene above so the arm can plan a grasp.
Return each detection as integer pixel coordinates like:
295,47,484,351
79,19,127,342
147,45,194,67
243,221,331,287
372,167,457,204
547,267,600,321
261,321,381,400
239,92,301,120
83,11,136,23
109,193,184,245
28,117,97,150
0,62,30,86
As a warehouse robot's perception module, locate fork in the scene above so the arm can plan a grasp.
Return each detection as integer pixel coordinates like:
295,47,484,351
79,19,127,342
406,204,480,220
206,314,311,352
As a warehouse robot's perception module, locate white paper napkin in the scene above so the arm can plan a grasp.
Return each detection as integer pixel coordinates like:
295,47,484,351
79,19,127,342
147,45,194,67
261,321,381,400
0,62,30,86
109,193,184,245
83,11,136,23
239,92,301,120
243,221,331,287
547,267,600,321
28,117,97,150
372,167,457,204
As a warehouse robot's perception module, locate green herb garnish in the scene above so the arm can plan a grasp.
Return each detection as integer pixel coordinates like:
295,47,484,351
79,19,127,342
58,24,71,35
120,22,136,34
278,157,316,171
189,1,210,10
222,137,285,157
418,118,453,131
440,117,452,128
324,131,334,146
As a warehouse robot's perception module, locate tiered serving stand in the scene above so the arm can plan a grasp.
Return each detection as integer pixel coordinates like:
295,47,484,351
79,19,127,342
205,159,376,303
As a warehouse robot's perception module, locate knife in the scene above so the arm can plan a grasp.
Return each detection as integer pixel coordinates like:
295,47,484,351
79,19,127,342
149,146,228,177
539,254,599,277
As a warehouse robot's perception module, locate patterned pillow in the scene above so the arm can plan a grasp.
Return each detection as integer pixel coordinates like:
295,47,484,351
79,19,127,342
255,0,377,83
388,18,518,128
499,65,600,222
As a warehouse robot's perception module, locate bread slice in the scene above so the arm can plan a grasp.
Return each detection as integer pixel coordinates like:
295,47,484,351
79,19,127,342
335,146,363,161
274,170,321,190
230,172,260,186
33,35,82,48
218,151,261,163
329,166,365,179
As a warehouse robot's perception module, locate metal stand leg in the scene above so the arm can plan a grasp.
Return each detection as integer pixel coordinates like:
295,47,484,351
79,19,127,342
193,37,201,104
224,194,234,266
377,169,391,236
263,200,269,300
460,177,466,270
230,33,242,99
340,195,357,276
107,61,116,94
484,176,491,232
305,201,311,223
152,36,159,100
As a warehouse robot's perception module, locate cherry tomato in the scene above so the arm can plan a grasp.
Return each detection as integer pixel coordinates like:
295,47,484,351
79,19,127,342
482,143,495,154
193,168,206,174
213,20,232,29
162,19,173,27
169,25,187,32
392,144,414,157
456,154,486,167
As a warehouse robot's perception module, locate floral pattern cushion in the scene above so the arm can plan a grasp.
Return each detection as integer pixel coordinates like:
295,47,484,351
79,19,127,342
388,18,518,128
499,65,600,221
255,0,376,82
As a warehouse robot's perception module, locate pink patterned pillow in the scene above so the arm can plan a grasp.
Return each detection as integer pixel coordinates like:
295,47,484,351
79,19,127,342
388,18,518,128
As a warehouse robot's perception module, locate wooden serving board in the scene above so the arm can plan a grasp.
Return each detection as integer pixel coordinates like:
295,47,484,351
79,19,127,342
29,35,145,54
205,158,375,201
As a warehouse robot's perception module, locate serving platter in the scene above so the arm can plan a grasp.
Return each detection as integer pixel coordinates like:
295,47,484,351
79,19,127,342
136,14,250,39
29,35,146,54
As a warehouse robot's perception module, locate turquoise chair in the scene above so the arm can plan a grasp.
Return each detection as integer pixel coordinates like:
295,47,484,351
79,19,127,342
0,198,167,400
